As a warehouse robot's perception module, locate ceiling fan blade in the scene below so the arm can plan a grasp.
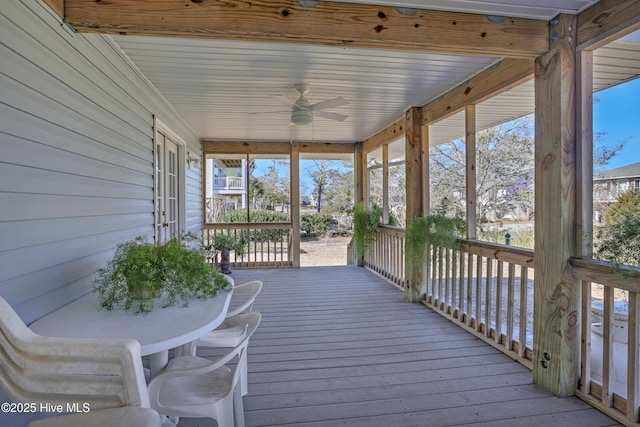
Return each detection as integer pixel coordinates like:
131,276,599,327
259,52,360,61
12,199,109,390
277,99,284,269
309,97,348,111
314,110,349,122
270,95,298,108
249,110,290,115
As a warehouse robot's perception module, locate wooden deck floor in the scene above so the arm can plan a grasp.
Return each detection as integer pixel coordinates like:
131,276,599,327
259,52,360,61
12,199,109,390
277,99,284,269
181,266,620,427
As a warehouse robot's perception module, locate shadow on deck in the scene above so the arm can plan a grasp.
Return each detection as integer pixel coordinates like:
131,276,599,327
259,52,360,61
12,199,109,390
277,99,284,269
182,266,620,427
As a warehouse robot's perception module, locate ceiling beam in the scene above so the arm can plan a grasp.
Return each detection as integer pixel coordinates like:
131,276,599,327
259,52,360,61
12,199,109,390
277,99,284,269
422,58,533,124
577,0,640,51
362,119,405,153
203,140,353,155
203,141,292,155
63,0,548,58
43,0,64,19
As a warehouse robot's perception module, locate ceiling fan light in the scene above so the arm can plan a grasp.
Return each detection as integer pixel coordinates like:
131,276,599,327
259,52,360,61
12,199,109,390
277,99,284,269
290,109,313,126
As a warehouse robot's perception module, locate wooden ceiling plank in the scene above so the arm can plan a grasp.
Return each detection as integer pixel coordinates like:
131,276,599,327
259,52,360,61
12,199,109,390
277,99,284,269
577,0,640,51
422,58,533,124
64,0,548,58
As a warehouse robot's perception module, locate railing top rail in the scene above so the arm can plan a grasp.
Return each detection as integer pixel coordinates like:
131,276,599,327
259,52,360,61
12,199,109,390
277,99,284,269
377,225,406,236
571,257,640,293
461,239,534,267
204,222,293,230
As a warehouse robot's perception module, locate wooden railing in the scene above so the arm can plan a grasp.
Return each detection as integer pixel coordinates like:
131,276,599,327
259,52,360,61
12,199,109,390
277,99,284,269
363,227,535,366
424,239,535,367
364,225,406,288
571,258,640,425
203,223,293,268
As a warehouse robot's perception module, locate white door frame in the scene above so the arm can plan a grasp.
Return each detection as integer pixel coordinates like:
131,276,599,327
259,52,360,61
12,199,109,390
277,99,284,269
154,117,187,242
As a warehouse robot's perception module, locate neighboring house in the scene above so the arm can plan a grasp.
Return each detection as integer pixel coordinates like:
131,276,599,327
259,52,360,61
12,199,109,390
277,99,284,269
593,162,640,222
205,158,248,222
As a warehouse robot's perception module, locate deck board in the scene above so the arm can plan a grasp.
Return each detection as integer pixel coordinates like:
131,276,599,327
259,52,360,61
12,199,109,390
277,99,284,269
180,266,619,427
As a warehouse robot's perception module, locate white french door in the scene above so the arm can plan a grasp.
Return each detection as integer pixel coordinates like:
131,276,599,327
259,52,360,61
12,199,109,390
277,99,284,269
155,131,180,242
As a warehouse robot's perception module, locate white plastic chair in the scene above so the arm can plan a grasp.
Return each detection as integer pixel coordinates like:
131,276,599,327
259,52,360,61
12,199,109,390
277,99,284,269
225,280,263,318
0,296,161,427
147,312,261,427
186,280,263,395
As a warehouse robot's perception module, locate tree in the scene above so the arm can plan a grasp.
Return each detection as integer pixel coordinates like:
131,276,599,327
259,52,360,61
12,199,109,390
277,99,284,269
251,160,290,213
595,191,640,267
307,160,341,213
430,118,535,223
323,169,354,215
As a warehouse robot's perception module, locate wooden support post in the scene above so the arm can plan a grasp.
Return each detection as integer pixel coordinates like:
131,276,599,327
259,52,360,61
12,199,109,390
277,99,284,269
405,107,425,302
576,49,594,396
354,142,365,266
465,105,477,239
382,144,390,224
354,142,365,205
422,125,430,215
533,14,579,397
291,143,301,268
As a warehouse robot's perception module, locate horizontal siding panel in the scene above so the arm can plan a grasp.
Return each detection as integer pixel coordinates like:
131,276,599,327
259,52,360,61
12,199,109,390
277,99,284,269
1,251,111,309
0,226,151,294
0,43,150,149
0,0,199,321
0,74,152,162
0,104,153,174
0,192,152,222
1,2,152,137
0,213,150,252
2,132,152,186
0,163,151,200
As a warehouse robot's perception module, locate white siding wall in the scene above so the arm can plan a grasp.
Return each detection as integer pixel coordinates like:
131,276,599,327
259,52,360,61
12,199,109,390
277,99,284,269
0,0,203,324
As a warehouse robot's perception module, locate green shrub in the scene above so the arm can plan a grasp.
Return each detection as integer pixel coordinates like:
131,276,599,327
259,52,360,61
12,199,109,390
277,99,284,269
406,215,465,265
222,209,289,223
93,236,230,314
221,209,290,241
353,203,382,258
301,213,338,236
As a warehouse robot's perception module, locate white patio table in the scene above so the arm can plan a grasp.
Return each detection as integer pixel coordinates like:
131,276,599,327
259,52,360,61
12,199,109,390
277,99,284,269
29,287,232,378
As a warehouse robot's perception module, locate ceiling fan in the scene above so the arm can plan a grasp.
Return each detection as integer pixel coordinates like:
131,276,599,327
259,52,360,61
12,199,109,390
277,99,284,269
267,83,349,126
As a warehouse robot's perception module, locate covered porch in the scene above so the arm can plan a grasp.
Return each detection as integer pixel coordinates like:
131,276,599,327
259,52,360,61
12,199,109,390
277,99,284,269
2,0,640,426
187,266,619,426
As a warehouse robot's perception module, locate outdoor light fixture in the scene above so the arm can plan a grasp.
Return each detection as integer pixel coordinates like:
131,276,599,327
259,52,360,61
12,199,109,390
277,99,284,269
186,152,200,168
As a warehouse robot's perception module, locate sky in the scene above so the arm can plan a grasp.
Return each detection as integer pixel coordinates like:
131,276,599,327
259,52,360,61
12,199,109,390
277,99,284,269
594,77,640,170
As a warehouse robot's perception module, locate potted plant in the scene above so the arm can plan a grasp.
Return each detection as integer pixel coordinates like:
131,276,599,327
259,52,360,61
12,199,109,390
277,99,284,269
211,233,246,274
405,214,466,266
352,202,382,265
93,235,230,314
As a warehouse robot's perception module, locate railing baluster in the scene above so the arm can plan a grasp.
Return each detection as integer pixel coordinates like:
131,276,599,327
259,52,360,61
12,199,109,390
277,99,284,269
518,266,528,358
451,248,457,317
438,246,444,310
507,262,515,352
602,286,614,407
458,251,466,323
628,291,640,422
485,258,493,338
475,255,483,332
580,280,592,396
466,253,474,328
495,260,504,345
